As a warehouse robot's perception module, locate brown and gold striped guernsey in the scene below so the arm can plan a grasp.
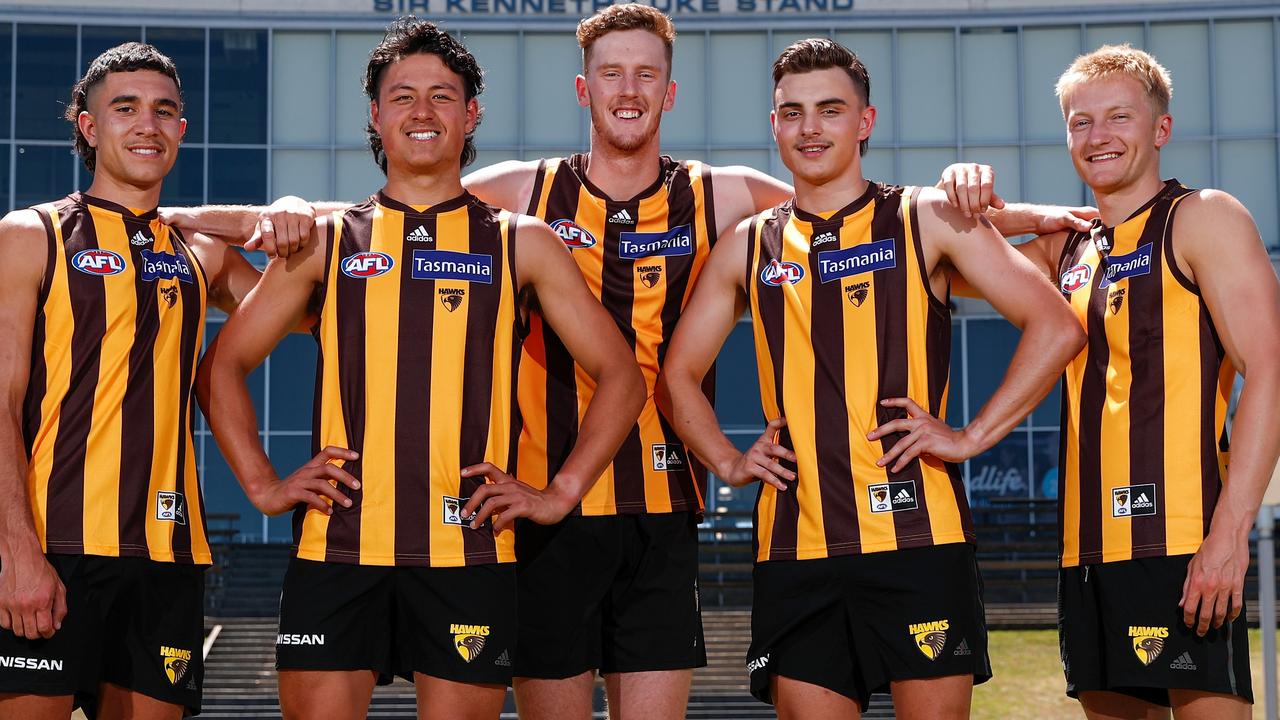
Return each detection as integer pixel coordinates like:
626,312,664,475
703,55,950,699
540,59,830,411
1057,179,1232,567
299,191,520,567
24,193,210,564
519,154,715,516
746,183,971,562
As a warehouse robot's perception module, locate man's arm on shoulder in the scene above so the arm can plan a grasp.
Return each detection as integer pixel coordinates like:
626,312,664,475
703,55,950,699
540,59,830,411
708,165,793,236
950,231,1065,298
163,198,349,257
463,160,542,213
196,217,357,517
656,217,795,490
184,232,263,315
873,188,1084,470
461,216,645,530
0,210,67,640
1173,189,1280,635
935,162,1096,237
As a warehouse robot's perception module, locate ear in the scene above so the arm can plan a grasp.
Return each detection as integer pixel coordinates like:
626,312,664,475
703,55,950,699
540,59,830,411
575,74,589,109
769,110,778,144
662,80,677,112
1153,113,1172,149
178,117,188,144
369,99,382,135
465,97,479,134
858,104,877,145
78,110,98,149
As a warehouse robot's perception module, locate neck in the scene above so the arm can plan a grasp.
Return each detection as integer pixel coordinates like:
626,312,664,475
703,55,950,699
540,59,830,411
1093,172,1166,227
84,174,162,212
583,129,663,199
383,162,466,207
792,159,869,216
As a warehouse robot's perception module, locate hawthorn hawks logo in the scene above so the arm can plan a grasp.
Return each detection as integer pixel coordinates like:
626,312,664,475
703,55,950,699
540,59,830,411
439,287,465,312
1109,288,1126,315
160,285,178,308
909,620,949,660
160,646,192,685
845,281,870,307
1129,626,1169,666
451,623,490,662
638,264,662,288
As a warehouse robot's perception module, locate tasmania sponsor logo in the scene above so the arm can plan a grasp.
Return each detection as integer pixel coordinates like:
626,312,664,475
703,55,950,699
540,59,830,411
276,633,325,646
1112,484,1157,518
73,249,126,276
140,250,194,283
1128,625,1169,666
156,491,187,525
909,619,950,660
817,238,896,283
619,225,693,260
0,655,64,671
550,219,596,249
412,250,493,284
341,251,393,279
1060,263,1092,293
451,623,490,662
760,259,805,286
1098,243,1153,289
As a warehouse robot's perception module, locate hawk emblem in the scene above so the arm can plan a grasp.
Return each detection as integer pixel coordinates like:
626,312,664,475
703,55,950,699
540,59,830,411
915,631,947,660
1132,636,1165,666
160,285,178,308
1109,288,1126,315
455,634,486,662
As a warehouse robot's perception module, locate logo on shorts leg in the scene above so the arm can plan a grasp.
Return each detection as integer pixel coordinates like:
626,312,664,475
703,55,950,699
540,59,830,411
1112,484,1157,518
908,619,949,660
746,654,770,675
450,623,490,662
1128,626,1169,666
160,646,192,685
1169,651,1197,671
651,444,688,472
869,480,919,513
442,495,480,527
156,492,187,525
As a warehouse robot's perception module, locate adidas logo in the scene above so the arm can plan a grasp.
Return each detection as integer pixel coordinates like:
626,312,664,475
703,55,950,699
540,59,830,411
608,208,635,225
494,650,511,667
1169,651,1197,671
812,231,838,247
895,489,912,501
954,638,971,656
406,225,433,243
130,230,152,246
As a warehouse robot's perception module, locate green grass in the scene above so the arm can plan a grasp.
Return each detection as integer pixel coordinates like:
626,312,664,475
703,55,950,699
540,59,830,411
974,628,1280,720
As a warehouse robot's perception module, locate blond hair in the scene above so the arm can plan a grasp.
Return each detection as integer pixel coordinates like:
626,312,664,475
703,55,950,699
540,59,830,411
576,4,676,69
1056,44,1172,116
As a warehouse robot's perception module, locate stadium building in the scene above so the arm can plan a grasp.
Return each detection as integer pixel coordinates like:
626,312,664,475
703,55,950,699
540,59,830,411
2,0,1277,541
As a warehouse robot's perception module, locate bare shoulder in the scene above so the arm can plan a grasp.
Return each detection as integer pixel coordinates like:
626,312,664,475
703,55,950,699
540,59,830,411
0,208,49,244
1173,188,1261,253
464,159,542,210
0,209,51,278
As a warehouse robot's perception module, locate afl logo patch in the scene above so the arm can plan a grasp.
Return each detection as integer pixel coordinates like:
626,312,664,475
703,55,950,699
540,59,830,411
72,249,126,276
341,251,394,279
1060,263,1092,293
551,219,596,249
760,260,805,286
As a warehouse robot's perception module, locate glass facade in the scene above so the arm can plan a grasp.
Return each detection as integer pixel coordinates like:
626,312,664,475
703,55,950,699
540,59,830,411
3,9,1275,540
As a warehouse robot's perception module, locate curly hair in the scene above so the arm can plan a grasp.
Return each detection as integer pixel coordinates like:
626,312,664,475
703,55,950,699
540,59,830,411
364,17,485,173
65,42,182,172
577,4,676,70
772,38,872,156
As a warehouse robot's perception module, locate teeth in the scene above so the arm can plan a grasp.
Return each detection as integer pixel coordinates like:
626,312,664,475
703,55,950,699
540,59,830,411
131,148,160,155
616,110,640,119
1091,152,1120,161
409,131,438,140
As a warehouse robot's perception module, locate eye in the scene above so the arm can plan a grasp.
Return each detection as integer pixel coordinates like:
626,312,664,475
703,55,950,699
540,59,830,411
394,94,412,103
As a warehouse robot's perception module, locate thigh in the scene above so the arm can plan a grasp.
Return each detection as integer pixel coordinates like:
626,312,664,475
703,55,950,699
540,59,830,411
276,559,395,682
848,544,991,694
513,673,595,720
771,674,861,720
889,674,974,720
747,557,864,710
95,681,184,720
414,673,506,720
603,513,705,675
0,555,102,702
1078,690,1171,720
100,559,205,716
278,669,377,720
0,693,75,720
602,669,692,720
396,563,516,687
513,515,620,679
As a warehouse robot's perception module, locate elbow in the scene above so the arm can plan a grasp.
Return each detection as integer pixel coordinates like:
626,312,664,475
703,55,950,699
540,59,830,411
621,361,646,424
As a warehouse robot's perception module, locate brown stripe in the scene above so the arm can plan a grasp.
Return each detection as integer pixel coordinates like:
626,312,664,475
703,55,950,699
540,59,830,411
170,228,204,560
526,159,547,216
658,165,702,508
505,220,524,489
394,211,437,562
46,206,107,553
1127,213,1168,555
809,218,859,552
22,207,58,458
538,167,582,494
458,203,501,564
1075,229,1112,563
117,215,161,553
600,193,646,510
1055,230,1088,559
755,208,798,560
324,206,373,561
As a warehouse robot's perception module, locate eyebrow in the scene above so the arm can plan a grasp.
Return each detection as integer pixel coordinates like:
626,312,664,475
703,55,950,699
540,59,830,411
777,98,848,110
388,81,460,93
108,94,180,109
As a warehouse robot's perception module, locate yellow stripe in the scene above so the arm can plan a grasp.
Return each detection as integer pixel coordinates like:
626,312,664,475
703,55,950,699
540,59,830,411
1061,237,1097,567
182,240,210,563
572,188,615,515
516,317,551,491
146,224,183,558
634,191,672,512
28,204,71,551
427,205,472,566
358,206,402,565
298,213,346,561
749,214,778,561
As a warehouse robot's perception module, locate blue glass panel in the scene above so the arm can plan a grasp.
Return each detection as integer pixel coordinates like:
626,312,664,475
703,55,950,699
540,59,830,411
208,148,265,204
0,25,13,139
198,441,266,542
714,321,763,429
208,29,267,144
268,333,318,432
1031,430,1061,500
15,144,74,208
80,26,142,74
204,321,267,423
0,146,10,211
946,318,964,427
266,435,315,542
157,146,204,207
16,25,76,141
146,28,206,144
967,431,1031,507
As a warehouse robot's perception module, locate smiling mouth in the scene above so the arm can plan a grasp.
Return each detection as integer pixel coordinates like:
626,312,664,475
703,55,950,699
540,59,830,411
128,147,162,156
408,131,439,141
1088,151,1122,162
613,109,642,120
797,143,829,156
